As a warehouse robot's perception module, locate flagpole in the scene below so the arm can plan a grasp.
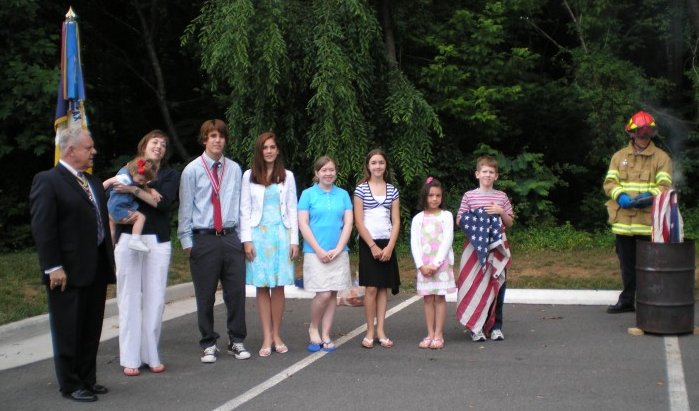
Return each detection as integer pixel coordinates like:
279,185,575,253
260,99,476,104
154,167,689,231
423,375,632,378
54,6,90,171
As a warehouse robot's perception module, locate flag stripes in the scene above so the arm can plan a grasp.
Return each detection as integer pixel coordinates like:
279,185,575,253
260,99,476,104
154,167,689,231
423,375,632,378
455,209,511,334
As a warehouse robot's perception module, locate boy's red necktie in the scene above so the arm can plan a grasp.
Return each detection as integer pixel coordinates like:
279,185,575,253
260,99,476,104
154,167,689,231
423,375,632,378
211,162,223,232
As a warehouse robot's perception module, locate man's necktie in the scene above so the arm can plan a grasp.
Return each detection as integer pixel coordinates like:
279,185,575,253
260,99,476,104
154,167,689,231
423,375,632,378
77,172,105,244
211,162,223,232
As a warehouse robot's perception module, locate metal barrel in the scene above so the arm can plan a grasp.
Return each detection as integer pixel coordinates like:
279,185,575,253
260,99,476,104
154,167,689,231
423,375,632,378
636,240,695,334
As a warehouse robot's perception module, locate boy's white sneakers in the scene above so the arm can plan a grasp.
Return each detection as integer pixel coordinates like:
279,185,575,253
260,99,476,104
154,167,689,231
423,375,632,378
490,329,505,341
128,239,150,252
471,330,486,342
201,345,219,363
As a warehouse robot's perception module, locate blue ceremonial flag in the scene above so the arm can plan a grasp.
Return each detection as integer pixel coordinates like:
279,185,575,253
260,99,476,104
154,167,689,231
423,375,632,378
54,7,88,165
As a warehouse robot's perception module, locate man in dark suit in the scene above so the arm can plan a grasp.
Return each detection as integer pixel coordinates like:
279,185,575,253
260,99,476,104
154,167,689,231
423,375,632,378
30,126,116,402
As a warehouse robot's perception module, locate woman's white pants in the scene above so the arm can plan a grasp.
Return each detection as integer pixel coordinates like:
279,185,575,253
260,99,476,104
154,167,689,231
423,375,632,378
114,234,171,368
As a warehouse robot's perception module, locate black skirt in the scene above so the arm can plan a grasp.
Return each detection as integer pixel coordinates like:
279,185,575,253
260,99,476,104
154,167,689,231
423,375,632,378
358,238,400,294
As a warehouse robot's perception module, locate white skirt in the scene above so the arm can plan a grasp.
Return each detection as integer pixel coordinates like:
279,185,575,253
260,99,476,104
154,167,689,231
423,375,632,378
303,251,352,292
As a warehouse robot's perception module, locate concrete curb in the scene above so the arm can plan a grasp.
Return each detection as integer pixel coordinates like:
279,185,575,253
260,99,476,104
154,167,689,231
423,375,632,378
0,283,196,346
0,284,621,371
0,283,619,347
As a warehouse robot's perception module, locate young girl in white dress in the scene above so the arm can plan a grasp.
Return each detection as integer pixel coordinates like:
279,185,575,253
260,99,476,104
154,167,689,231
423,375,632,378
410,177,456,349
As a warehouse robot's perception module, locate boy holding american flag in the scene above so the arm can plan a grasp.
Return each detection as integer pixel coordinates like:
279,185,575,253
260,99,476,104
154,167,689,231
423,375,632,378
455,156,514,342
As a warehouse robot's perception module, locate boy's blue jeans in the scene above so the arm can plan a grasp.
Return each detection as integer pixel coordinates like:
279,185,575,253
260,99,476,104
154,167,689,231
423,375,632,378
492,281,506,330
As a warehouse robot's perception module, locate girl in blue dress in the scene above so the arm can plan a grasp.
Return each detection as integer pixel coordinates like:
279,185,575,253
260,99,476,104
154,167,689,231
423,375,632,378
240,132,299,357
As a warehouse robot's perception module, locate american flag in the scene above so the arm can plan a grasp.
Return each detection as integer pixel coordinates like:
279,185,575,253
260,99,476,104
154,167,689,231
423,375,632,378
652,190,684,243
456,208,511,334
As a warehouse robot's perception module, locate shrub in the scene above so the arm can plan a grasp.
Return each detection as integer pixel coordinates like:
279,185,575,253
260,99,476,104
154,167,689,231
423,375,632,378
508,222,614,252
680,206,699,249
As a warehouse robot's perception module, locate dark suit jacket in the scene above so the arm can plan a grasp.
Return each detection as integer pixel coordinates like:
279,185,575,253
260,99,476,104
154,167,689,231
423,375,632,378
30,163,116,287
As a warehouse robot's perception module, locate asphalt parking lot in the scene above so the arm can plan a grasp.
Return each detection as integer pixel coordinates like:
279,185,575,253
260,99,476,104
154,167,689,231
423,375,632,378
0,291,696,411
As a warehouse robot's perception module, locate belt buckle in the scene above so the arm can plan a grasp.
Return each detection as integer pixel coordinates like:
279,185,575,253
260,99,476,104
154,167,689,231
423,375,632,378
215,229,225,237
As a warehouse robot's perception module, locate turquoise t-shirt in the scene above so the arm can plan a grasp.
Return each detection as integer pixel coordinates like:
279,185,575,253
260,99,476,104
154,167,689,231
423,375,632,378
297,184,353,253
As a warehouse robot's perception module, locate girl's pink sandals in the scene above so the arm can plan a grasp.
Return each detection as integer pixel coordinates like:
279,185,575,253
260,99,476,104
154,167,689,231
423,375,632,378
123,367,140,376
429,338,444,349
418,337,433,349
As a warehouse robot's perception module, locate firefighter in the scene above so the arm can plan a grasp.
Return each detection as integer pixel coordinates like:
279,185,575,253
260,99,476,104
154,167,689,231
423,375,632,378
603,111,672,313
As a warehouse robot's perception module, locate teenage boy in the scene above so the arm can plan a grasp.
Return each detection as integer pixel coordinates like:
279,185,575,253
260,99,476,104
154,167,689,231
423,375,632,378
178,119,250,362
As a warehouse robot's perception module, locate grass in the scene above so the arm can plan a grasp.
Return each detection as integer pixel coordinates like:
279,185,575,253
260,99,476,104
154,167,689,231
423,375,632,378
3,228,696,326
0,250,47,325
0,249,194,326
508,248,621,289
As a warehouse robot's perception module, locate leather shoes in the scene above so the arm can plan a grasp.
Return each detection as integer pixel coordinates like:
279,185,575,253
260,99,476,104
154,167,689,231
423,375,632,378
88,384,109,394
63,388,98,402
607,302,635,314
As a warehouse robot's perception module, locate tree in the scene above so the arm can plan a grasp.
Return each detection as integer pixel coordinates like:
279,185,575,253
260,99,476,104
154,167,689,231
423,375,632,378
184,0,441,191
78,0,215,165
5,0,699,251
109,0,192,161
406,1,563,223
0,0,216,250
0,0,60,249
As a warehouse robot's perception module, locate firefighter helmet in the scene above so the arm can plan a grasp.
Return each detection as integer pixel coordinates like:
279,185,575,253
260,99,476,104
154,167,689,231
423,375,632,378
625,111,656,137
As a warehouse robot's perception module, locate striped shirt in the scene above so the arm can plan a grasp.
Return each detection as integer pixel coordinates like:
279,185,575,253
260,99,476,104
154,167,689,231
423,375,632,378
354,182,399,209
354,181,399,239
456,188,513,226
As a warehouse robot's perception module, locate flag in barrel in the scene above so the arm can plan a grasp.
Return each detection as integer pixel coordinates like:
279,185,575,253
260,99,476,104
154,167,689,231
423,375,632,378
651,190,684,243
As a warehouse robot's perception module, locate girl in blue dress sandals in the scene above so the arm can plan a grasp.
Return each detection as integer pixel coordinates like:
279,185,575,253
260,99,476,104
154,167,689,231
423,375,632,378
298,156,353,352
240,132,299,357
353,149,401,349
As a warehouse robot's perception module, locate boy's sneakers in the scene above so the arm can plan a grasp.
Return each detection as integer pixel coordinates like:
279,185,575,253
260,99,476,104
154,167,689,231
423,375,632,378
471,330,486,342
128,239,150,252
201,345,219,363
227,341,251,360
491,329,505,341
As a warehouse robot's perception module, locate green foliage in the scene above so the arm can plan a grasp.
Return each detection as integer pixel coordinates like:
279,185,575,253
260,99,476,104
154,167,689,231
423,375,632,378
385,69,442,185
508,222,614,252
0,0,57,159
419,2,537,139
680,206,699,242
472,143,559,226
184,0,257,162
559,1,676,169
571,49,668,169
680,95,699,207
0,0,59,251
577,189,611,231
5,0,699,251
0,250,45,325
305,0,377,183
184,0,438,192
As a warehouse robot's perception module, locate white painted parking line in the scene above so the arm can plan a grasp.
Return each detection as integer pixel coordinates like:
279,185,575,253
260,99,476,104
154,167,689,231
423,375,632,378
664,337,690,411
212,295,422,411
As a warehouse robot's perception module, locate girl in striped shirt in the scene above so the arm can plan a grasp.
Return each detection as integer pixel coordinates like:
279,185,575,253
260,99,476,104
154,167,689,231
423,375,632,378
354,149,401,349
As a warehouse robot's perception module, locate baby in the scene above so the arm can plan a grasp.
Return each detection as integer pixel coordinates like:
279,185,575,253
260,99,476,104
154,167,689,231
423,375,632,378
107,157,157,252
